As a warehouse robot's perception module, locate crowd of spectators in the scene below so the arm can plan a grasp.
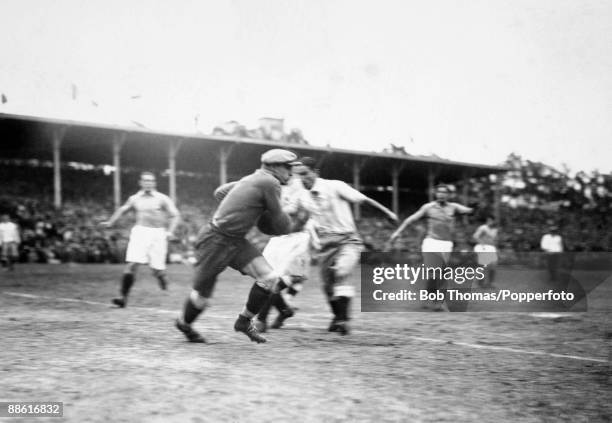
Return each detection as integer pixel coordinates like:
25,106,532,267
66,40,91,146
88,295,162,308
1,153,610,265
211,119,309,145
0,194,217,265
0,161,217,265
0,196,120,264
453,154,612,252
352,153,612,254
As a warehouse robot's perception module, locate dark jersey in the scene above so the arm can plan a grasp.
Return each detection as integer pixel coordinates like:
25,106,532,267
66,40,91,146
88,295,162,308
211,169,289,238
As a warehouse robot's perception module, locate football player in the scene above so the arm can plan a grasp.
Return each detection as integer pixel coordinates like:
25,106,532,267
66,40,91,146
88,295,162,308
255,177,320,332
389,184,473,311
175,149,299,344
101,172,180,307
292,157,398,335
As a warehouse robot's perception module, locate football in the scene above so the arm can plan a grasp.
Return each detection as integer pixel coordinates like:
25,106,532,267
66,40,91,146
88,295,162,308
289,206,311,232
256,211,292,236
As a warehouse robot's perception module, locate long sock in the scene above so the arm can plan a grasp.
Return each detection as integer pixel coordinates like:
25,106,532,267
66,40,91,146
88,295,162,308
241,283,271,318
257,294,274,322
120,273,134,297
156,273,169,288
273,292,290,313
329,298,340,318
182,297,204,325
489,269,496,285
336,296,350,321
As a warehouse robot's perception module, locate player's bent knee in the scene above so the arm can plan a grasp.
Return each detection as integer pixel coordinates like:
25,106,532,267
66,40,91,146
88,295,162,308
288,276,305,290
189,289,210,309
255,271,281,291
334,267,352,279
333,256,360,279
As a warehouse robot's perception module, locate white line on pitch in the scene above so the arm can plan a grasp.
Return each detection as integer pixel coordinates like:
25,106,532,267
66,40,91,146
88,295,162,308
3,291,609,364
1,291,230,319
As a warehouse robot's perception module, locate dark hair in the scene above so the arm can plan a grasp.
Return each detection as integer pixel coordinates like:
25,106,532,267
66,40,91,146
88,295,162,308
298,157,318,170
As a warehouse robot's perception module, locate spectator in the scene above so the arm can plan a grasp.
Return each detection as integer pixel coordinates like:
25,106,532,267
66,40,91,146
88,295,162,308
541,224,564,282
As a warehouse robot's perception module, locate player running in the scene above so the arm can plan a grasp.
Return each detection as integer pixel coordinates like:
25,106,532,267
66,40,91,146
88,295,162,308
0,214,21,271
473,215,499,288
254,177,320,332
101,172,180,308
388,184,473,311
291,157,398,335
175,149,300,344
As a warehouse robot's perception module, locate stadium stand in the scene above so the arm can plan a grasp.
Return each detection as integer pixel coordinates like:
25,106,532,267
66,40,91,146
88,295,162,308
1,151,610,266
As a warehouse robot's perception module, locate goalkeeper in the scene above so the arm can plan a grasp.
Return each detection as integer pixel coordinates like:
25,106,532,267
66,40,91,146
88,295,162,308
175,149,300,344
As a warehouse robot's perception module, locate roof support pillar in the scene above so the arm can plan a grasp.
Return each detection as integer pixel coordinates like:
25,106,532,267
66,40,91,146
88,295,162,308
461,170,471,224
112,133,126,209
461,170,470,205
168,138,183,203
391,163,405,217
352,158,366,220
494,174,501,223
52,126,67,209
218,144,235,185
427,167,436,202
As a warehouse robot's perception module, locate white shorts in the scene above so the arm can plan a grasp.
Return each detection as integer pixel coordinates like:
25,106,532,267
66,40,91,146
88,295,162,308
263,231,311,277
474,244,498,265
421,237,453,253
125,226,168,270
421,237,453,265
1,242,19,258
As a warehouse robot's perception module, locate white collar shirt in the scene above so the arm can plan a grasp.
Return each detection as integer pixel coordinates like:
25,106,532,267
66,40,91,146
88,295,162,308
297,178,366,235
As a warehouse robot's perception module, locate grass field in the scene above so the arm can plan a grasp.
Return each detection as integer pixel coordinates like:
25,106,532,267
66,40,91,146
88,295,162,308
1,263,611,422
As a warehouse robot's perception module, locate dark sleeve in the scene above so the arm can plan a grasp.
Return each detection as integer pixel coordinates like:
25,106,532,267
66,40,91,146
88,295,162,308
261,180,292,232
214,181,238,202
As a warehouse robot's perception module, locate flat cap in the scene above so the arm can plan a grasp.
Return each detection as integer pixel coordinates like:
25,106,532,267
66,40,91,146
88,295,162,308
261,149,299,165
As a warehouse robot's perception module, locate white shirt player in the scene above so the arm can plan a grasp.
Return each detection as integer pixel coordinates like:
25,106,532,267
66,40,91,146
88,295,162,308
541,234,563,253
291,178,367,235
0,221,20,243
473,223,499,265
473,224,498,246
125,190,180,229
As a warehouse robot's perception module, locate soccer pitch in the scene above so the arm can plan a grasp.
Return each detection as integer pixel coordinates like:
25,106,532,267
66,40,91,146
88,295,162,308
1,264,611,422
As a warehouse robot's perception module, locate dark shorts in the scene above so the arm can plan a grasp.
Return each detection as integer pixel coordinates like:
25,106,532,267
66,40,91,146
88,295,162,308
192,225,261,297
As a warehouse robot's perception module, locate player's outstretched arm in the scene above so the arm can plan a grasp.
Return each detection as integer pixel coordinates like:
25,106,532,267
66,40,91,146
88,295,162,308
362,197,398,222
388,206,427,241
100,201,133,228
453,202,474,214
336,181,398,221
